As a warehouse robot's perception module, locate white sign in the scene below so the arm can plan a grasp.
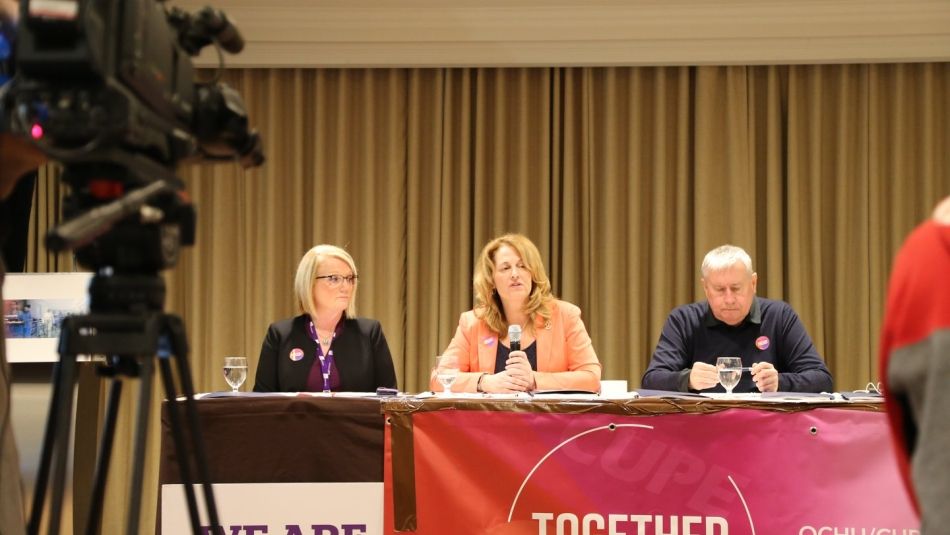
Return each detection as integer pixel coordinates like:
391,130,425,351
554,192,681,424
161,482,383,535
2,272,92,363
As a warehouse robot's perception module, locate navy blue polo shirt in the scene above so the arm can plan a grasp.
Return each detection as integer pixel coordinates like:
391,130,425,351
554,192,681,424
641,297,833,393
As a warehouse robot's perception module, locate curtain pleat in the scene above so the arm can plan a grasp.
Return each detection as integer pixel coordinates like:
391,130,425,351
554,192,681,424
22,63,950,532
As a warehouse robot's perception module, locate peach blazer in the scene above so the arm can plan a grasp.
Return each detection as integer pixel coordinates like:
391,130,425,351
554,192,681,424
433,300,602,393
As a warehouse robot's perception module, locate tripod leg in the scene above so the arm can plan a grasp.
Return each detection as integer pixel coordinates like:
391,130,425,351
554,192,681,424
124,356,154,535
83,374,123,535
158,357,202,534
163,320,221,532
27,359,68,535
45,354,79,535
174,354,222,531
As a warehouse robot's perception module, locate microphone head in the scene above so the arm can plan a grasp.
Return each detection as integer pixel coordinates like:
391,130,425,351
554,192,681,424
508,324,522,351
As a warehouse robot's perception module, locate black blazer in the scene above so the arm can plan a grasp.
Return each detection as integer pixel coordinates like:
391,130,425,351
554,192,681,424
253,314,397,392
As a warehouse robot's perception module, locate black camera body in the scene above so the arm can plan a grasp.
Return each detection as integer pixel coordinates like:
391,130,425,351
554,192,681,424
1,0,263,274
11,1,195,166
8,0,261,170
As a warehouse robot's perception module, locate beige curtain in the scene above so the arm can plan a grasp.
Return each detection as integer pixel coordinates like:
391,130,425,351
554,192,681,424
24,63,950,532
26,165,73,272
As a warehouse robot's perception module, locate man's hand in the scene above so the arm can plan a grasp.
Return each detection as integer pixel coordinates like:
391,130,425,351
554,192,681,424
751,362,779,392
688,361,719,391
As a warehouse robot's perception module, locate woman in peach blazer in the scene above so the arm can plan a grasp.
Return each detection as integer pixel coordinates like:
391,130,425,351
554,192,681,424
431,234,601,393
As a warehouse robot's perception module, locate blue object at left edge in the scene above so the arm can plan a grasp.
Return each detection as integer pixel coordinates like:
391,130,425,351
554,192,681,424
0,21,13,86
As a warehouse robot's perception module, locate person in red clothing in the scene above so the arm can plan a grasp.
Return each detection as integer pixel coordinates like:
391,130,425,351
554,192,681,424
879,195,950,533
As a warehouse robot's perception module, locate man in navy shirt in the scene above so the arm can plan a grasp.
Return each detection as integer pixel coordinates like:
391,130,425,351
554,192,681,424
641,245,833,393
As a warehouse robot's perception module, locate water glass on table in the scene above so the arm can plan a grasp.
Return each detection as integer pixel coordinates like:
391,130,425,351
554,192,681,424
716,357,743,395
223,356,248,393
435,355,459,396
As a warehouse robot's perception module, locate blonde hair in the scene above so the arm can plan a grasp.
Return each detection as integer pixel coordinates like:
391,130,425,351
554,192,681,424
294,244,358,319
473,234,554,335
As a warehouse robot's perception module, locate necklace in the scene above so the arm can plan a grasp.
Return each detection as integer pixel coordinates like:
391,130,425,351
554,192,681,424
309,320,337,348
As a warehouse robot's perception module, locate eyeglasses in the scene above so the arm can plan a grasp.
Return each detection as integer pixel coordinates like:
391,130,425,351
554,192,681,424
315,274,358,287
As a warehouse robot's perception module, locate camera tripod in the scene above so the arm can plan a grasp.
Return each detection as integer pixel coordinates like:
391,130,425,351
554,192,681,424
27,274,221,535
26,161,221,535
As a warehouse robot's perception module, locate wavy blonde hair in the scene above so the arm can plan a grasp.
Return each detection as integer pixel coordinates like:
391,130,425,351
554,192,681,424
473,234,554,335
294,244,358,319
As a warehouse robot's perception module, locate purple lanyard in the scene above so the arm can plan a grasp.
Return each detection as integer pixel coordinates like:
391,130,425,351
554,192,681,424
308,320,337,392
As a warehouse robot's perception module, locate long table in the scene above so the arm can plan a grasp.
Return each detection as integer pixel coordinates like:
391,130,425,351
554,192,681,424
159,395,388,534
159,394,920,534
160,395,386,484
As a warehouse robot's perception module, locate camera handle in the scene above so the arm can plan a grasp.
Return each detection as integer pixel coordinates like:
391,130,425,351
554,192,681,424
27,278,221,535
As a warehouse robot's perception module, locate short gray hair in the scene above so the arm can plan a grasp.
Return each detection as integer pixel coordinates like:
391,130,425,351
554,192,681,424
701,245,753,277
294,244,358,318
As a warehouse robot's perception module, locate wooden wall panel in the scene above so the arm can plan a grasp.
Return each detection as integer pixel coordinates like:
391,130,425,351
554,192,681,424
172,0,950,68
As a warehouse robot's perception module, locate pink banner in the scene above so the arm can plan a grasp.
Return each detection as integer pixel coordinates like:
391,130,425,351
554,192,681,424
385,408,918,534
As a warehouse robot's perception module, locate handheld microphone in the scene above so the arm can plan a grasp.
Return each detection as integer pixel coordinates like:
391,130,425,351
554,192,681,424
508,324,522,352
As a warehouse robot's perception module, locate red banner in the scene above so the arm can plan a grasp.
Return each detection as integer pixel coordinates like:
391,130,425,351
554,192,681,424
385,407,918,534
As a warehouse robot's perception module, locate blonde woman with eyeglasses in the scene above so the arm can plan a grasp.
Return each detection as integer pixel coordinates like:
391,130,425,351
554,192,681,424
253,244,396,392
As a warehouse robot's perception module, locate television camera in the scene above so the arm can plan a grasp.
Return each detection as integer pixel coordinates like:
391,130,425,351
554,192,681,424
1,1,265,533
4,0,263,268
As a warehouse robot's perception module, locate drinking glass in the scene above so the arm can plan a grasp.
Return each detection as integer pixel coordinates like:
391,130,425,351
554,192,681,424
223,356,248,393
716,357,742,395
435,355,459,396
